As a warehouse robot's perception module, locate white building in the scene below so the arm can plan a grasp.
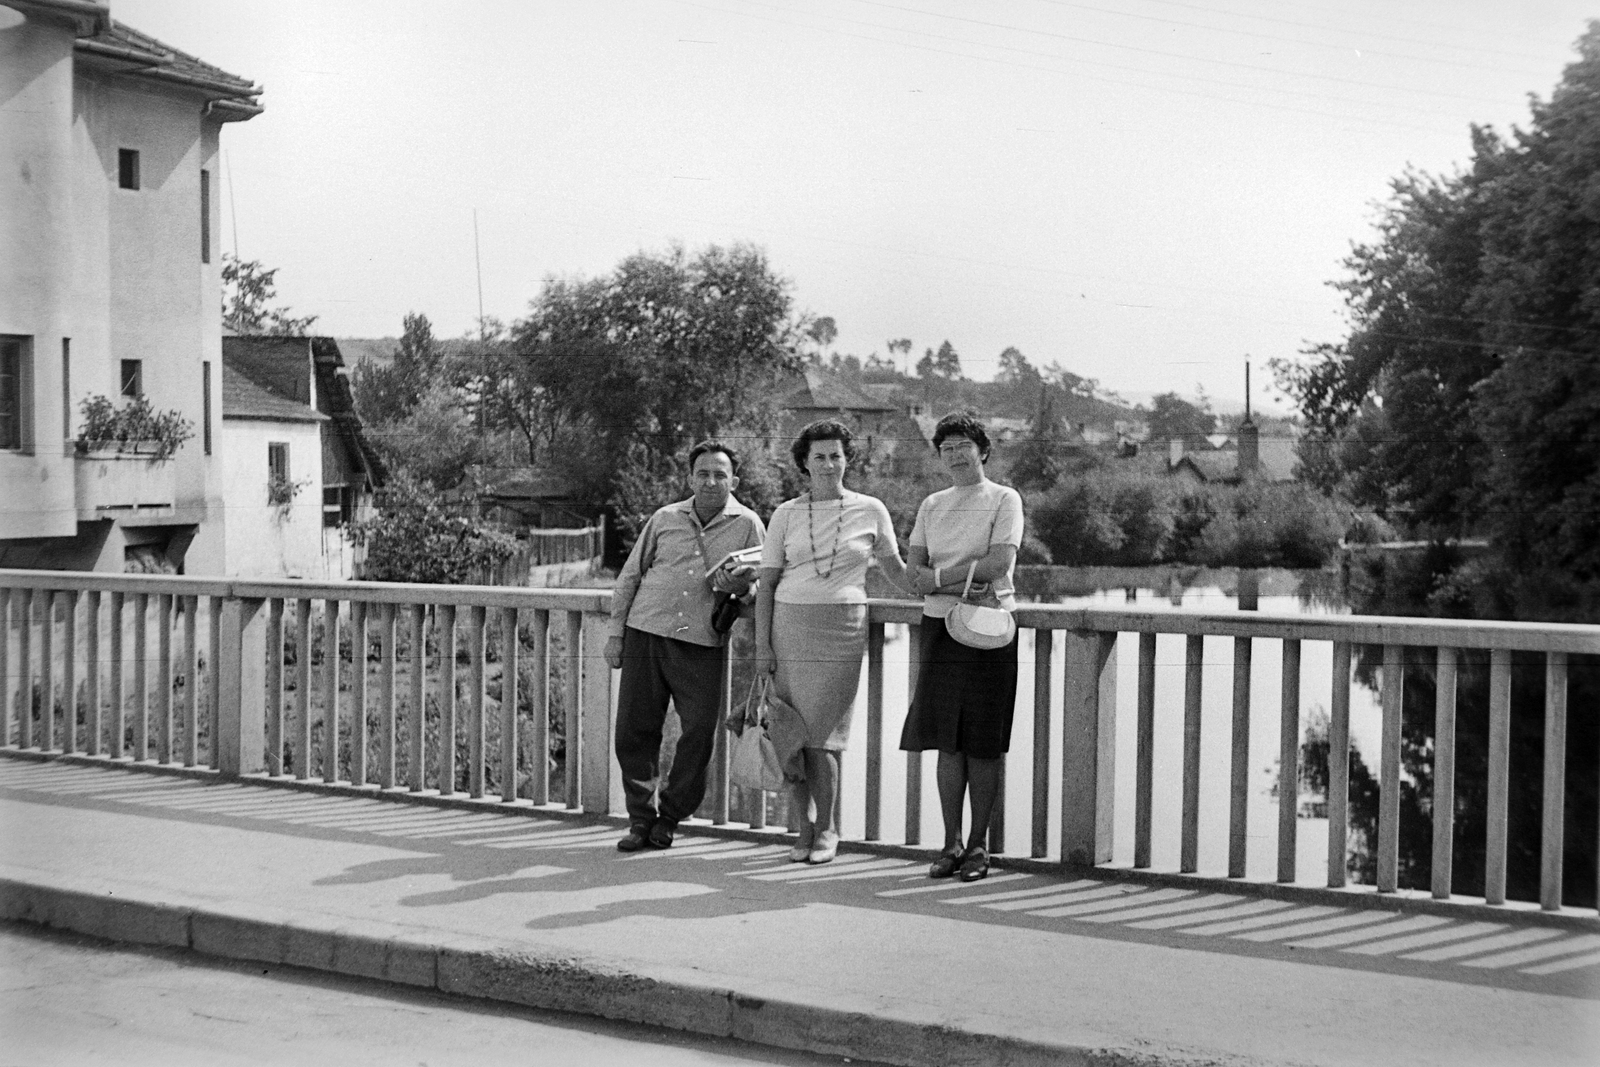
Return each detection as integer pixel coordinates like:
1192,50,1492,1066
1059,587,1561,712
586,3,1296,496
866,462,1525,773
0,0,260,572
221,336,381,581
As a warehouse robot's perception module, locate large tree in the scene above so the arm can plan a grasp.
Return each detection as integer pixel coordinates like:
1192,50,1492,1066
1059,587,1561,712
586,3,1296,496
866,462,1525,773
221,254,317,336
1276,23,1600,605
489,242,804,539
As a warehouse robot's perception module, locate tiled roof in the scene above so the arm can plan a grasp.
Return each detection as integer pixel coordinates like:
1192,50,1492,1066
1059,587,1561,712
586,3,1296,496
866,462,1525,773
222,368,324,423
67,14,262,115
778,367,895,413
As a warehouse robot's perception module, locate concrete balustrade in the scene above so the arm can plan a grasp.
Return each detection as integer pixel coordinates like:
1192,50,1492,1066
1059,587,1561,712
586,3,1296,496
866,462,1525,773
2,568,1597,920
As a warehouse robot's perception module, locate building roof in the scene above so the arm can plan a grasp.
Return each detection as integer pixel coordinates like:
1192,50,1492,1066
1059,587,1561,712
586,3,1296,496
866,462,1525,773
221,370,325,424
21,2,266,120
778,367,896,413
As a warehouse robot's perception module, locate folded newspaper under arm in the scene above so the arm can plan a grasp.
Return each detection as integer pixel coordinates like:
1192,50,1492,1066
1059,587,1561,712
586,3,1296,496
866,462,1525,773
705,545,764,579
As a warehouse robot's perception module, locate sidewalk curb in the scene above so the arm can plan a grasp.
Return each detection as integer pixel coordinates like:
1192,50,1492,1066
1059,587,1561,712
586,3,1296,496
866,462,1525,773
0,874,1242,1067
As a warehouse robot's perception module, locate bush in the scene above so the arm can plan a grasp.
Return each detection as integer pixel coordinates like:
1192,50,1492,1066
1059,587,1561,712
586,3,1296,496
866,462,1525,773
1029,470,1176,565
353,471,517,583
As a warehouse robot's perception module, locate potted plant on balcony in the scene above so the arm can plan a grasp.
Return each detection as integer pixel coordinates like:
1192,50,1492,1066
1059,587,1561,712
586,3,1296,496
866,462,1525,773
73,395,195,515
75,395,194,459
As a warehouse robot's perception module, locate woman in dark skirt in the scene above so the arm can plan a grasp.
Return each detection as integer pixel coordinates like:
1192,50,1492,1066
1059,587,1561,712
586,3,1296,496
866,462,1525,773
898,412,1024,881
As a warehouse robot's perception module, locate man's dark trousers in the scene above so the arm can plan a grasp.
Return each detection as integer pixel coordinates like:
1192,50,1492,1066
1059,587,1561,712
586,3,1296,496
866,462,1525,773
614,626,726,828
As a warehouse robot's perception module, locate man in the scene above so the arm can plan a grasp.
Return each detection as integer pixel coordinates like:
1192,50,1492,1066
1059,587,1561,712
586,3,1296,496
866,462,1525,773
606,441,763,851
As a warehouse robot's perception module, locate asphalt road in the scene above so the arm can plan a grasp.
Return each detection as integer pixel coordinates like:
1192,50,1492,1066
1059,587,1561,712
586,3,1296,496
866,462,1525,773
0,923,879,1067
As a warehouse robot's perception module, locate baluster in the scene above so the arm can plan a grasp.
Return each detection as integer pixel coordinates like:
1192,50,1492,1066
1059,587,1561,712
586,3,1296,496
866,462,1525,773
1180,634,1203,874
18,589,32,749
322,600,342,783
181,595,197,766
1485,648,1512,906
1431,647,1457,899
580,611,613,815
1378,644,1404,892
1540,651,1567,912
1227,634,1252,878
468,605,487,799
904,621,922,846
349,601,369,786
132,593,148,761
865,620,884,841
265,599,284,775
1277,638,1302,883
62,590,77,754
408,605,426,791
1062,629,1117,868
39,590,54,751
207,596,222,766
528,608,549,804
378,602,397,789
1134,631,1156,869
437,604,457,794
294,599,312,779
1032,627,1054,859
85,591,101,756
108,591,123,759
564,610,582,810
499,606,519,802
0,588,9,747
989,759,1006,855
157,594,174,763
1327,641,1352,888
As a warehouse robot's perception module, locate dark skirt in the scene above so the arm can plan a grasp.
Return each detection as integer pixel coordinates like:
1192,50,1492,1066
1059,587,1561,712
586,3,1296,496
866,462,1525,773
897,615,1019,759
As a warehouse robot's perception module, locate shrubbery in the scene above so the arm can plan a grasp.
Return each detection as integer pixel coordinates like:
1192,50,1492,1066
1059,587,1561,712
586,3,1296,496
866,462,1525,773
1027,472,1346,568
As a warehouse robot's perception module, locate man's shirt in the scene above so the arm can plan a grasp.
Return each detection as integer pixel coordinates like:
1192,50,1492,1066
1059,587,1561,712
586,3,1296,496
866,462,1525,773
609,496,765,648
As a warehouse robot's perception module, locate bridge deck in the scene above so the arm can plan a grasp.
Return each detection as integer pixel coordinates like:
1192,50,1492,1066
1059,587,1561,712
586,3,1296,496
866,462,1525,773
2,758,1595,1066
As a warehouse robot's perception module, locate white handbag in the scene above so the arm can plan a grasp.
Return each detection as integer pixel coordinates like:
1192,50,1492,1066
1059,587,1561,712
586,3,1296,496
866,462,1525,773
945,562,1016,650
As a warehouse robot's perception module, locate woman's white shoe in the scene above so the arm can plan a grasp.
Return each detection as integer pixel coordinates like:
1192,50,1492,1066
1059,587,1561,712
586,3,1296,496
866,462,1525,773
807,830,839,864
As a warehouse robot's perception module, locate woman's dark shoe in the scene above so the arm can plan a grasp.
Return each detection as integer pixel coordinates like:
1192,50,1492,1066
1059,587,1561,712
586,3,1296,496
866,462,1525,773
958,846,990,882
929,845,964,878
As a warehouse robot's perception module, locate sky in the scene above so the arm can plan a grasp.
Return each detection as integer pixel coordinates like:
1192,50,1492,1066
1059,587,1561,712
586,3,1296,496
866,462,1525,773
115,0,1596,410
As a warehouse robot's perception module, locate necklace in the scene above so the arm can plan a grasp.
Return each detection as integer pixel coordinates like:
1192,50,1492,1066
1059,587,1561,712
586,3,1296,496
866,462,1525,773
807,493,845,579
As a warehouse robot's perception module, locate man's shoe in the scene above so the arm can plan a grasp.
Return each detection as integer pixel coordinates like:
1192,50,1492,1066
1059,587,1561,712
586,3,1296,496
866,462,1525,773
617,824,651,853
647,819,676,850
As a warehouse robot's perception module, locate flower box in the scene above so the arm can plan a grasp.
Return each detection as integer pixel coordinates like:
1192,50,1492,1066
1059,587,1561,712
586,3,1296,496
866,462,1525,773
74,448,177,518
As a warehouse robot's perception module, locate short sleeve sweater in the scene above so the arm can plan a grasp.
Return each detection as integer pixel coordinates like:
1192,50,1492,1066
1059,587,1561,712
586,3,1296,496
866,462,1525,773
909,480,1024,617
761,491,899,604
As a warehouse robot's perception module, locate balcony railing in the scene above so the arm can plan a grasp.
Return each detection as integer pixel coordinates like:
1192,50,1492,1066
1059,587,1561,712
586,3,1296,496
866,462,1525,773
2,569,1596,918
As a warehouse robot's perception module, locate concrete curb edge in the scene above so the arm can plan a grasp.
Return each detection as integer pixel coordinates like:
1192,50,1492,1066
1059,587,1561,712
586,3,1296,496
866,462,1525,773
0,874,1215,1067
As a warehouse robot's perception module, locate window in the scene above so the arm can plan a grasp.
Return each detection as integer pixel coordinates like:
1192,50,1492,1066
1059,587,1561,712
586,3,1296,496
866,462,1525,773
0,337,24,450
201,361,212,455
61,339,70,440
118,149,140,190
322,486,344,528
200,169,211,263
267,442,290,504
120,359,142,398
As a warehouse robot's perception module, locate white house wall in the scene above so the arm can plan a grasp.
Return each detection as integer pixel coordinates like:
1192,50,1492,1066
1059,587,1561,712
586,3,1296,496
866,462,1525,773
221,420,322,580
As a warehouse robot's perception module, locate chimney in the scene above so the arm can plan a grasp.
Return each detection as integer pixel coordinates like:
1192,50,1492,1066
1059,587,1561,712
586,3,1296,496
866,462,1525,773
1238,359,1259,475
1169,436,1184,468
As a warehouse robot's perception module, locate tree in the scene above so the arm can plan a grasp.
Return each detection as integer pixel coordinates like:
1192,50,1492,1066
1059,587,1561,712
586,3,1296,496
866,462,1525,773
486,242,805,543
352,471,516,584
221,254,317,335
352,312,444,425
1144,391,1214,445
1275,23,1600,605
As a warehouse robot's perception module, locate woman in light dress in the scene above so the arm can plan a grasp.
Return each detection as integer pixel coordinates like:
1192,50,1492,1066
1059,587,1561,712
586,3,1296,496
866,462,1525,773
756,420,910,864
899,412,1024,882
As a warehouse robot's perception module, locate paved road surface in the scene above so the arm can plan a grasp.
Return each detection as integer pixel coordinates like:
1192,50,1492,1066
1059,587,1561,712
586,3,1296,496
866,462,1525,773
0,923,877,1067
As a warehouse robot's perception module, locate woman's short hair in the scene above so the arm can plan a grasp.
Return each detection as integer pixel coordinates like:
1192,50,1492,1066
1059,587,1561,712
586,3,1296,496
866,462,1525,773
687,439,740,474
932,411,991,460
791,419,856,473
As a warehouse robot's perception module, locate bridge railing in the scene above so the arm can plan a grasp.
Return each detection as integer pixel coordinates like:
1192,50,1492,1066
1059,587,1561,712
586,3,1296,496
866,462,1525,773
2,569,1596,916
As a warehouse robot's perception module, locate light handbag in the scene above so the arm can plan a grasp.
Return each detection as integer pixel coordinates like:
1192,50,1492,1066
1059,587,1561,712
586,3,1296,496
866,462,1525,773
945,562,1017,650
728,676,789,792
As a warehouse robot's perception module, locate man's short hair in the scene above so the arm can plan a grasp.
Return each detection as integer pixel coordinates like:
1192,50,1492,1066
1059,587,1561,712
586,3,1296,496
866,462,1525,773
932,411,991,460
791,419,856,473
688,439,740,474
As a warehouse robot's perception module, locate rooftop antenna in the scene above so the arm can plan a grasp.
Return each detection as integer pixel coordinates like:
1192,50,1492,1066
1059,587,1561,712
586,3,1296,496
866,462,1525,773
473,209,487,446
